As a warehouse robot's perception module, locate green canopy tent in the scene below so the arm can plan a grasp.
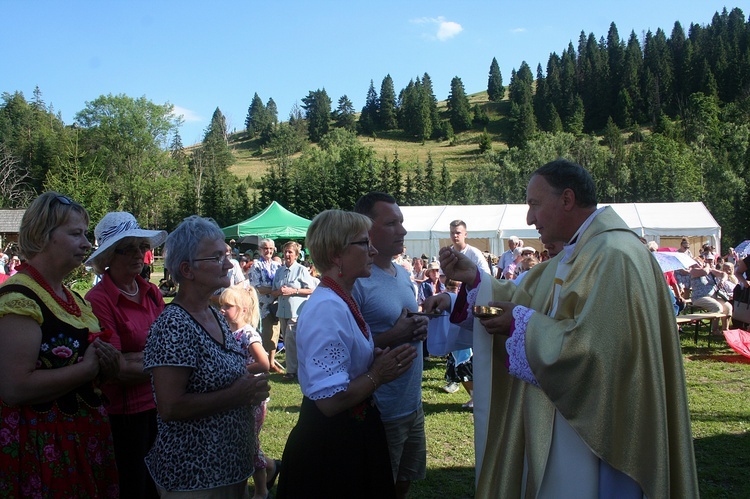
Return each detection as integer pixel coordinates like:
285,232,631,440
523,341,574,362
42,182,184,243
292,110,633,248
221,201,311,241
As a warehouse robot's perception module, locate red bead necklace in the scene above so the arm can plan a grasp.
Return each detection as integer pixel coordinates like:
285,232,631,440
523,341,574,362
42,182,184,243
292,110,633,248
321,276,369,340
19,262,82,317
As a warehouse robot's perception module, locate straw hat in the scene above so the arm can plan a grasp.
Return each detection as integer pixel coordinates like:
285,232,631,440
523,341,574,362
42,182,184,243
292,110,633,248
85,212,167,274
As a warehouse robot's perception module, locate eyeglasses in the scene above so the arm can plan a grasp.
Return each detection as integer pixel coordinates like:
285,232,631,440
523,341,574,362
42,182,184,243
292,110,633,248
193,254,228,265
349,238,371,248
114,243,150,256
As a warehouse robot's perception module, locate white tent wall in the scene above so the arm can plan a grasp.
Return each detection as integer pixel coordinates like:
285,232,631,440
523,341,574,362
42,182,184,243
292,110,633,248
399,202,720,259
401,205,447,259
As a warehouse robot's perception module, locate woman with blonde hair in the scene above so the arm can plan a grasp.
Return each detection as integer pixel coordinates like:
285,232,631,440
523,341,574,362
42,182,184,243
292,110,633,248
0,192,121,497
277,210,417,498
220,285,279,499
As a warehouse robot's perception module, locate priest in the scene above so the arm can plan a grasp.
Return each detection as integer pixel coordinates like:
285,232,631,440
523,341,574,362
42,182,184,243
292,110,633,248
426,159,698,498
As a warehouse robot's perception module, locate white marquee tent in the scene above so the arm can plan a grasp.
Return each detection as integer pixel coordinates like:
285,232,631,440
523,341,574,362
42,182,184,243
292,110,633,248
400,202,720,259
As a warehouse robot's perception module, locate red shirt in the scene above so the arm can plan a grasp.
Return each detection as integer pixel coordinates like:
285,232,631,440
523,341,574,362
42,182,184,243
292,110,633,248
85,271,165,414
143,249,154,265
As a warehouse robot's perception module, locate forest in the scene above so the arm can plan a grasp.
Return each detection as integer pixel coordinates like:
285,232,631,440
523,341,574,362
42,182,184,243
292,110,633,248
1,7,749,247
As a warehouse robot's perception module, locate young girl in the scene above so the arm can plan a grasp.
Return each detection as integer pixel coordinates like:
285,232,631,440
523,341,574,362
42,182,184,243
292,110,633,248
220,285,281,499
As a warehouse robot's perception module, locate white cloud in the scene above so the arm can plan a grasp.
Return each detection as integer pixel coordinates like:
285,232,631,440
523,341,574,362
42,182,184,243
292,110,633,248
411,16,463,41
511,28,527,34
437,20,463,41
171,105,201,123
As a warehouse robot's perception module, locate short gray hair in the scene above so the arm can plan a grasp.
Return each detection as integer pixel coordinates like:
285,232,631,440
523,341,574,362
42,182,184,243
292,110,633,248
259,238,275,250
165,215,225,284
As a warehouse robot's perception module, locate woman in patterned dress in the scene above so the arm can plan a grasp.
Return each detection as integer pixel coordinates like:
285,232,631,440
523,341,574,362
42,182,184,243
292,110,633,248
143,216,270,498
0,192,121,498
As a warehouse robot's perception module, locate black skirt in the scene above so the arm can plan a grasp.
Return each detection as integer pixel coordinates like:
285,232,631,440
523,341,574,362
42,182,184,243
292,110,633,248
276,396,395,498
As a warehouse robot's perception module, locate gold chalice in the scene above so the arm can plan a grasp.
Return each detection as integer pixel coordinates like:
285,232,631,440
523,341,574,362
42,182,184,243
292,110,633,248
473,305,504,319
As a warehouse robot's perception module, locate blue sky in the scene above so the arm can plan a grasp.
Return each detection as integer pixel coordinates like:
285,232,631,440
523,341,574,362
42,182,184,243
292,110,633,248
2,1,740,146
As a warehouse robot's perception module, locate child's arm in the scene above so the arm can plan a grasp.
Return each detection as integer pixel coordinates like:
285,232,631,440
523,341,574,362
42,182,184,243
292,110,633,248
246,341,271,374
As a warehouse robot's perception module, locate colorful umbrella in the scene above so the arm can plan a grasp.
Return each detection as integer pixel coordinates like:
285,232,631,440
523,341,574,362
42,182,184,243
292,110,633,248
734,240,750,258
723,329,750,359
652,251,696,273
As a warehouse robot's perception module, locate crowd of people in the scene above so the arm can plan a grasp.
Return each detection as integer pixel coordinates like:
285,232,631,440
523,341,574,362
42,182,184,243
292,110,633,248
11,158,749,497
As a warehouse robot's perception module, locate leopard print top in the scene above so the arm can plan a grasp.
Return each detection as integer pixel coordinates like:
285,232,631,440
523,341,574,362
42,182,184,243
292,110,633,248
143,304,254,491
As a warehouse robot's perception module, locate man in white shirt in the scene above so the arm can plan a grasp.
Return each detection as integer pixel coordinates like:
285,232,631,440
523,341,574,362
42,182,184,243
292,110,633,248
449,220,491,274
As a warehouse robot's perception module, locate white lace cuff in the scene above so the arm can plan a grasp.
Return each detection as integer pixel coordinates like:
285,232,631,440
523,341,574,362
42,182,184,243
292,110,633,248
460,285,480,329
505,306,540,387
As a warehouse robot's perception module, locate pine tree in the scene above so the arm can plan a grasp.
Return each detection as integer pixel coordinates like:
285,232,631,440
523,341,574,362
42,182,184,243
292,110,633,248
359,80,379,135
403,172,415,205
487,57,505,101
301,88,332,142
378,74,398,130
246,93,265,136
447,76,472,132
438,161,452,203
421,73,441,139
411,162,424,205
508,62,537,146
334,95,357,131
424,151,437,201
606,23,625,120
170,131,185,163
642,29,673,122
622,31,644,123
266,98,278,126
478,129,492,153
202,108,234,173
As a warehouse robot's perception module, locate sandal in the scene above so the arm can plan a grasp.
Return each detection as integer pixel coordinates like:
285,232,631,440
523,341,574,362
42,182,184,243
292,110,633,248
266,459,282,490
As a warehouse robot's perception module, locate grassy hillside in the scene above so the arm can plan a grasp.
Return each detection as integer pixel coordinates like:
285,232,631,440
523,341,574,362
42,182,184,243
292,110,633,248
225,91,512,182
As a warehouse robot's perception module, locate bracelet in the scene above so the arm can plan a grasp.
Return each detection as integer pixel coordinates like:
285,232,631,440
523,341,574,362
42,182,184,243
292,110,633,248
365,372,379,389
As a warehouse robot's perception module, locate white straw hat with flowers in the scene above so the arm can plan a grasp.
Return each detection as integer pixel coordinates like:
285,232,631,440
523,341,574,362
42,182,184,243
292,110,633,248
85,212,167,274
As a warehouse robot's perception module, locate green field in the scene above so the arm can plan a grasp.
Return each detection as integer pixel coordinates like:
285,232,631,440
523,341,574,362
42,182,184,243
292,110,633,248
225,91,511,184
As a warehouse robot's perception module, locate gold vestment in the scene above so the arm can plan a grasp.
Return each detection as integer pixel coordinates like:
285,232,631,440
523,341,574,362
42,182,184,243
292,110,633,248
476,207,698,498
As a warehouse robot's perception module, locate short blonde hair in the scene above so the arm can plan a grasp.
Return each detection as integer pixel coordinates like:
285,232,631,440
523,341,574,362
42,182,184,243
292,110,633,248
282,241,301,257
220,285,260,329
306,210,372,273
19,192,89,259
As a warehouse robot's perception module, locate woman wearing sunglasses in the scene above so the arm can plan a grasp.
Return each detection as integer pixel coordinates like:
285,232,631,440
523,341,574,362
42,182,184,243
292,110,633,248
0,192,121,497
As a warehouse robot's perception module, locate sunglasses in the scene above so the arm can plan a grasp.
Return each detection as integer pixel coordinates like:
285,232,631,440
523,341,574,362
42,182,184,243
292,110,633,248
54,195,74,205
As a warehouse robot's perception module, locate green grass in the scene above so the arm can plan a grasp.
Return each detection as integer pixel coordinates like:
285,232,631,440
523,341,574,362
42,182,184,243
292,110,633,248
260,333,750,498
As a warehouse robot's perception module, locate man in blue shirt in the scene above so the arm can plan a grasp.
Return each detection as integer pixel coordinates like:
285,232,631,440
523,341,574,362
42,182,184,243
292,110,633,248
353,192,429,499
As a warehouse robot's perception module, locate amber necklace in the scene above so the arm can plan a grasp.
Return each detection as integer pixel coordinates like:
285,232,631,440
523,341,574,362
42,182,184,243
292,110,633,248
321,276,369,339
20,262,82,317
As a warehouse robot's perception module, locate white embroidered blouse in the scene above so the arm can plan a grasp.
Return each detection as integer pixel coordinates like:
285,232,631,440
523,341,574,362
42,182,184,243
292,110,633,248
296,287,375,400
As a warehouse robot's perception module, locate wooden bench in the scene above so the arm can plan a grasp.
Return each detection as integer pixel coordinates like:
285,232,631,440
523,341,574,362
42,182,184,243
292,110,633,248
676,312,727,346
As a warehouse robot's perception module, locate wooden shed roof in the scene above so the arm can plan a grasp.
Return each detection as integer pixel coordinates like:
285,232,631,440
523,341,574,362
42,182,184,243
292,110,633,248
0,210,25,233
